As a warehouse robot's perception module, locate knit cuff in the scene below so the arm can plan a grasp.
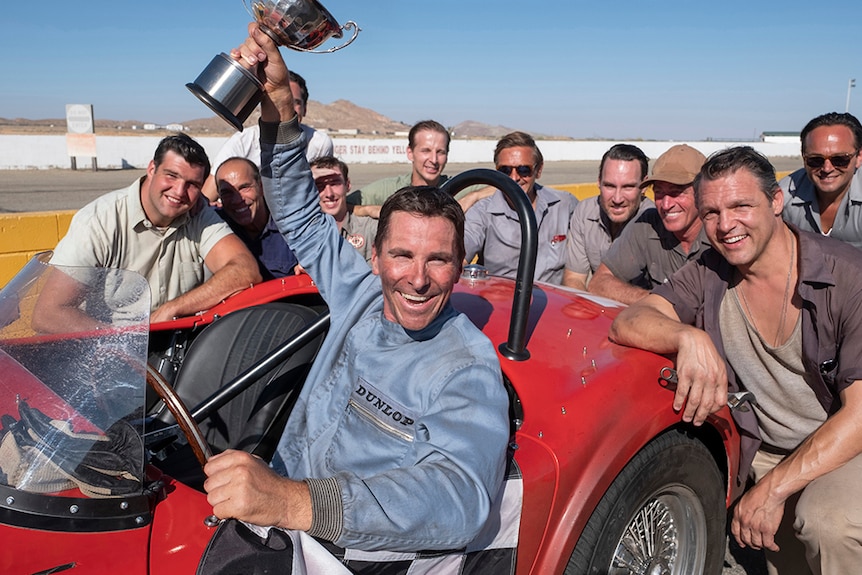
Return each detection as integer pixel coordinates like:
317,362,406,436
259,115,302,145
305,476,344,542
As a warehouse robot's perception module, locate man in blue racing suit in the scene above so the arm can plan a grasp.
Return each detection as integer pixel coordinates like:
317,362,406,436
202,23,511,570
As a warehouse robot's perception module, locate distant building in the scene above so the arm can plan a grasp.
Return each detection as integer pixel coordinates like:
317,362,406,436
761,131,799,144
166,123,184,131
143,123,157,131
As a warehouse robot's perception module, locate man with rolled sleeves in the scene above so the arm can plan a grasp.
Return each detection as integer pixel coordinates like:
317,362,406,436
588,144,710,304
611,146,862,575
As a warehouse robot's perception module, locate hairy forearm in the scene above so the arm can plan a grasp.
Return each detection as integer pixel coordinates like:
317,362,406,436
762,391,862,503
610,302,689,355
153,258,260,322
588,269,649,304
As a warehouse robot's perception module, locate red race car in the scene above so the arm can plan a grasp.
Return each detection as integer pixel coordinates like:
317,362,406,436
0,170,742,574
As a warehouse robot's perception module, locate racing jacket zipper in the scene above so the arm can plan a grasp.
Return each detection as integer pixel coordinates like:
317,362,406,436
348,398,414,442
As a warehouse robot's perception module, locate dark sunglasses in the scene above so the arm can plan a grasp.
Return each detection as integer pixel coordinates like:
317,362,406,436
803,152,858,170
497,165,535,178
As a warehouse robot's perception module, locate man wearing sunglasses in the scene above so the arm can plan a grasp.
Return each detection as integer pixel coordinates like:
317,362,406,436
780,112,862,250
463,131,578,284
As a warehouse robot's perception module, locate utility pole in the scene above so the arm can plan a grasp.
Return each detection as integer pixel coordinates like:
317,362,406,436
847,78,856,113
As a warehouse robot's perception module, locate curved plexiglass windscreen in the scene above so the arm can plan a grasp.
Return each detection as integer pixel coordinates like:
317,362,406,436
0,254,150,498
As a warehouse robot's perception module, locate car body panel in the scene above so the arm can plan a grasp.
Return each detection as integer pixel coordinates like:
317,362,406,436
0,253,741,573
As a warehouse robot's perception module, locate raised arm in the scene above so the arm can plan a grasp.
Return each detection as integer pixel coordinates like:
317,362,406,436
610,293,727,425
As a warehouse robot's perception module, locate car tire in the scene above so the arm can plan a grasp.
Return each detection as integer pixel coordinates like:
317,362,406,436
565,427,726,575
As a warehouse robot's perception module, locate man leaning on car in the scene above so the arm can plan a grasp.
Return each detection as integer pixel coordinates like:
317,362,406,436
610,146,862,575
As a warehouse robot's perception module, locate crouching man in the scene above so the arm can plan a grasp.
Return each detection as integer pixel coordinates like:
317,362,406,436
610,146,862,575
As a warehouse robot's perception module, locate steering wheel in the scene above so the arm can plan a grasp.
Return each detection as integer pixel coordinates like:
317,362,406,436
146,364,212,467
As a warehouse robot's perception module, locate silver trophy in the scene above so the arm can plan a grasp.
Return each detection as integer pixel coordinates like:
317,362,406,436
187,0,360,131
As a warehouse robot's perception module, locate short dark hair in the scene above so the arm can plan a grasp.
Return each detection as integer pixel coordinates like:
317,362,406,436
288,70,309,104
375,186,465,263
310,155,349,180
494,131,543,168
153,133,210,180
693,146,779,209
599,144,649,181
215,156,260,183
800,112,862,152
408,120,450,151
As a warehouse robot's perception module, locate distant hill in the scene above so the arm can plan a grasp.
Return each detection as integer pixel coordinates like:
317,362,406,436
0,100,569,139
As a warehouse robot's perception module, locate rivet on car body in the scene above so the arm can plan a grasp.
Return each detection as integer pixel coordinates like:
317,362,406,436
566,328,572,338
561,407,567,415
204,515,221,527
135,516,145,525
120,501,129,510
5,496,13,505
69,505,79,514
581,376,587,386
538,431,544,438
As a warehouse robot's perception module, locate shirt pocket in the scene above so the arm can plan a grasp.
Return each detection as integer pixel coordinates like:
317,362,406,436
325,379,417,471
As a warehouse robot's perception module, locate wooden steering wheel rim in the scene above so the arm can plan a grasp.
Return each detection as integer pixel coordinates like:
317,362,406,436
146,364,213,467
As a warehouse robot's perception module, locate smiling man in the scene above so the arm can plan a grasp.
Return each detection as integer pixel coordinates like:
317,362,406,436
610,146,862,575
463,131,578,284
49,134,260,324
780,112,862,250
310,156,377,263
201,23,510,573
588,144,710,304
347,120,451,209
563,144,654,291
216,156,298,279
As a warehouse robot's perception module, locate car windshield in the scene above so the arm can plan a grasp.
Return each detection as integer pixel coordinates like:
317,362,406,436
0,253,150,498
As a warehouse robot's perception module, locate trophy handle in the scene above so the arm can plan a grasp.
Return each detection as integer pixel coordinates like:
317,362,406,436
288,21,361,54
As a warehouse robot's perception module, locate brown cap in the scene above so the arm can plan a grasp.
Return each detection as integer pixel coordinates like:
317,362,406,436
640,144,706,188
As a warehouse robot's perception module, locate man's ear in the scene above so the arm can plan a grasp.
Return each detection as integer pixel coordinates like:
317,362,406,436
371,246,379,276
772,186,785,216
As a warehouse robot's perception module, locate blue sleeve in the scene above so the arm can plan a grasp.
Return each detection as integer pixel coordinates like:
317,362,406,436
260,119,375,315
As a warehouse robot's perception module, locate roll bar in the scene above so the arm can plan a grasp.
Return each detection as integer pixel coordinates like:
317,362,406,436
441,169,537,361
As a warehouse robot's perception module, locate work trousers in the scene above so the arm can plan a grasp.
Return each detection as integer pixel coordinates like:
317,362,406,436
748,450,862,575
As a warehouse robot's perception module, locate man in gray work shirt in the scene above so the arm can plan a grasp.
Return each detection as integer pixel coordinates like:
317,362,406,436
464,131,577,285
780,112,862,250
563,143,654,291
589,144,710,304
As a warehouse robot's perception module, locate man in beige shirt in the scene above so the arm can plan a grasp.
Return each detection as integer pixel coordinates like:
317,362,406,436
43,133,260,329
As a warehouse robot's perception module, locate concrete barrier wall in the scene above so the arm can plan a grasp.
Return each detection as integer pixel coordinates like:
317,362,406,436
0,134,801,170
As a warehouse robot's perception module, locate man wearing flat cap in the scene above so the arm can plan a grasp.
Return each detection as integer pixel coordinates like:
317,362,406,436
588,144,710,304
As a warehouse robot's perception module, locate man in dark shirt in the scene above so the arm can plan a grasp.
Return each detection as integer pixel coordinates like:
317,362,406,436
611,146,862,574
216,156,298,279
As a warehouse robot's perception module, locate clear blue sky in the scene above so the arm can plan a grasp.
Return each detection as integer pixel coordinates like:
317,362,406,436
2,0,860,140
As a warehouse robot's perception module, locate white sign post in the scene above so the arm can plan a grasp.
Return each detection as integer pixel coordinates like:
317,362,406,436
65,104,98,170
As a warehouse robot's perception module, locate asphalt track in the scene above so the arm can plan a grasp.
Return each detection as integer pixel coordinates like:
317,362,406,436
0,160,782,573
0,158,802,213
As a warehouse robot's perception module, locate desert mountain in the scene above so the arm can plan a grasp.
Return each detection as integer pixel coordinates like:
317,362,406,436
0,100,564,139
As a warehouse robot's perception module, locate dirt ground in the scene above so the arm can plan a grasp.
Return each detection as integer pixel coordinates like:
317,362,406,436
0,158,802,213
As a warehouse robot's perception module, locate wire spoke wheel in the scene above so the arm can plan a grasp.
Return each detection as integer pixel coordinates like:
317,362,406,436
610,486,706,575
566,428,725,575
